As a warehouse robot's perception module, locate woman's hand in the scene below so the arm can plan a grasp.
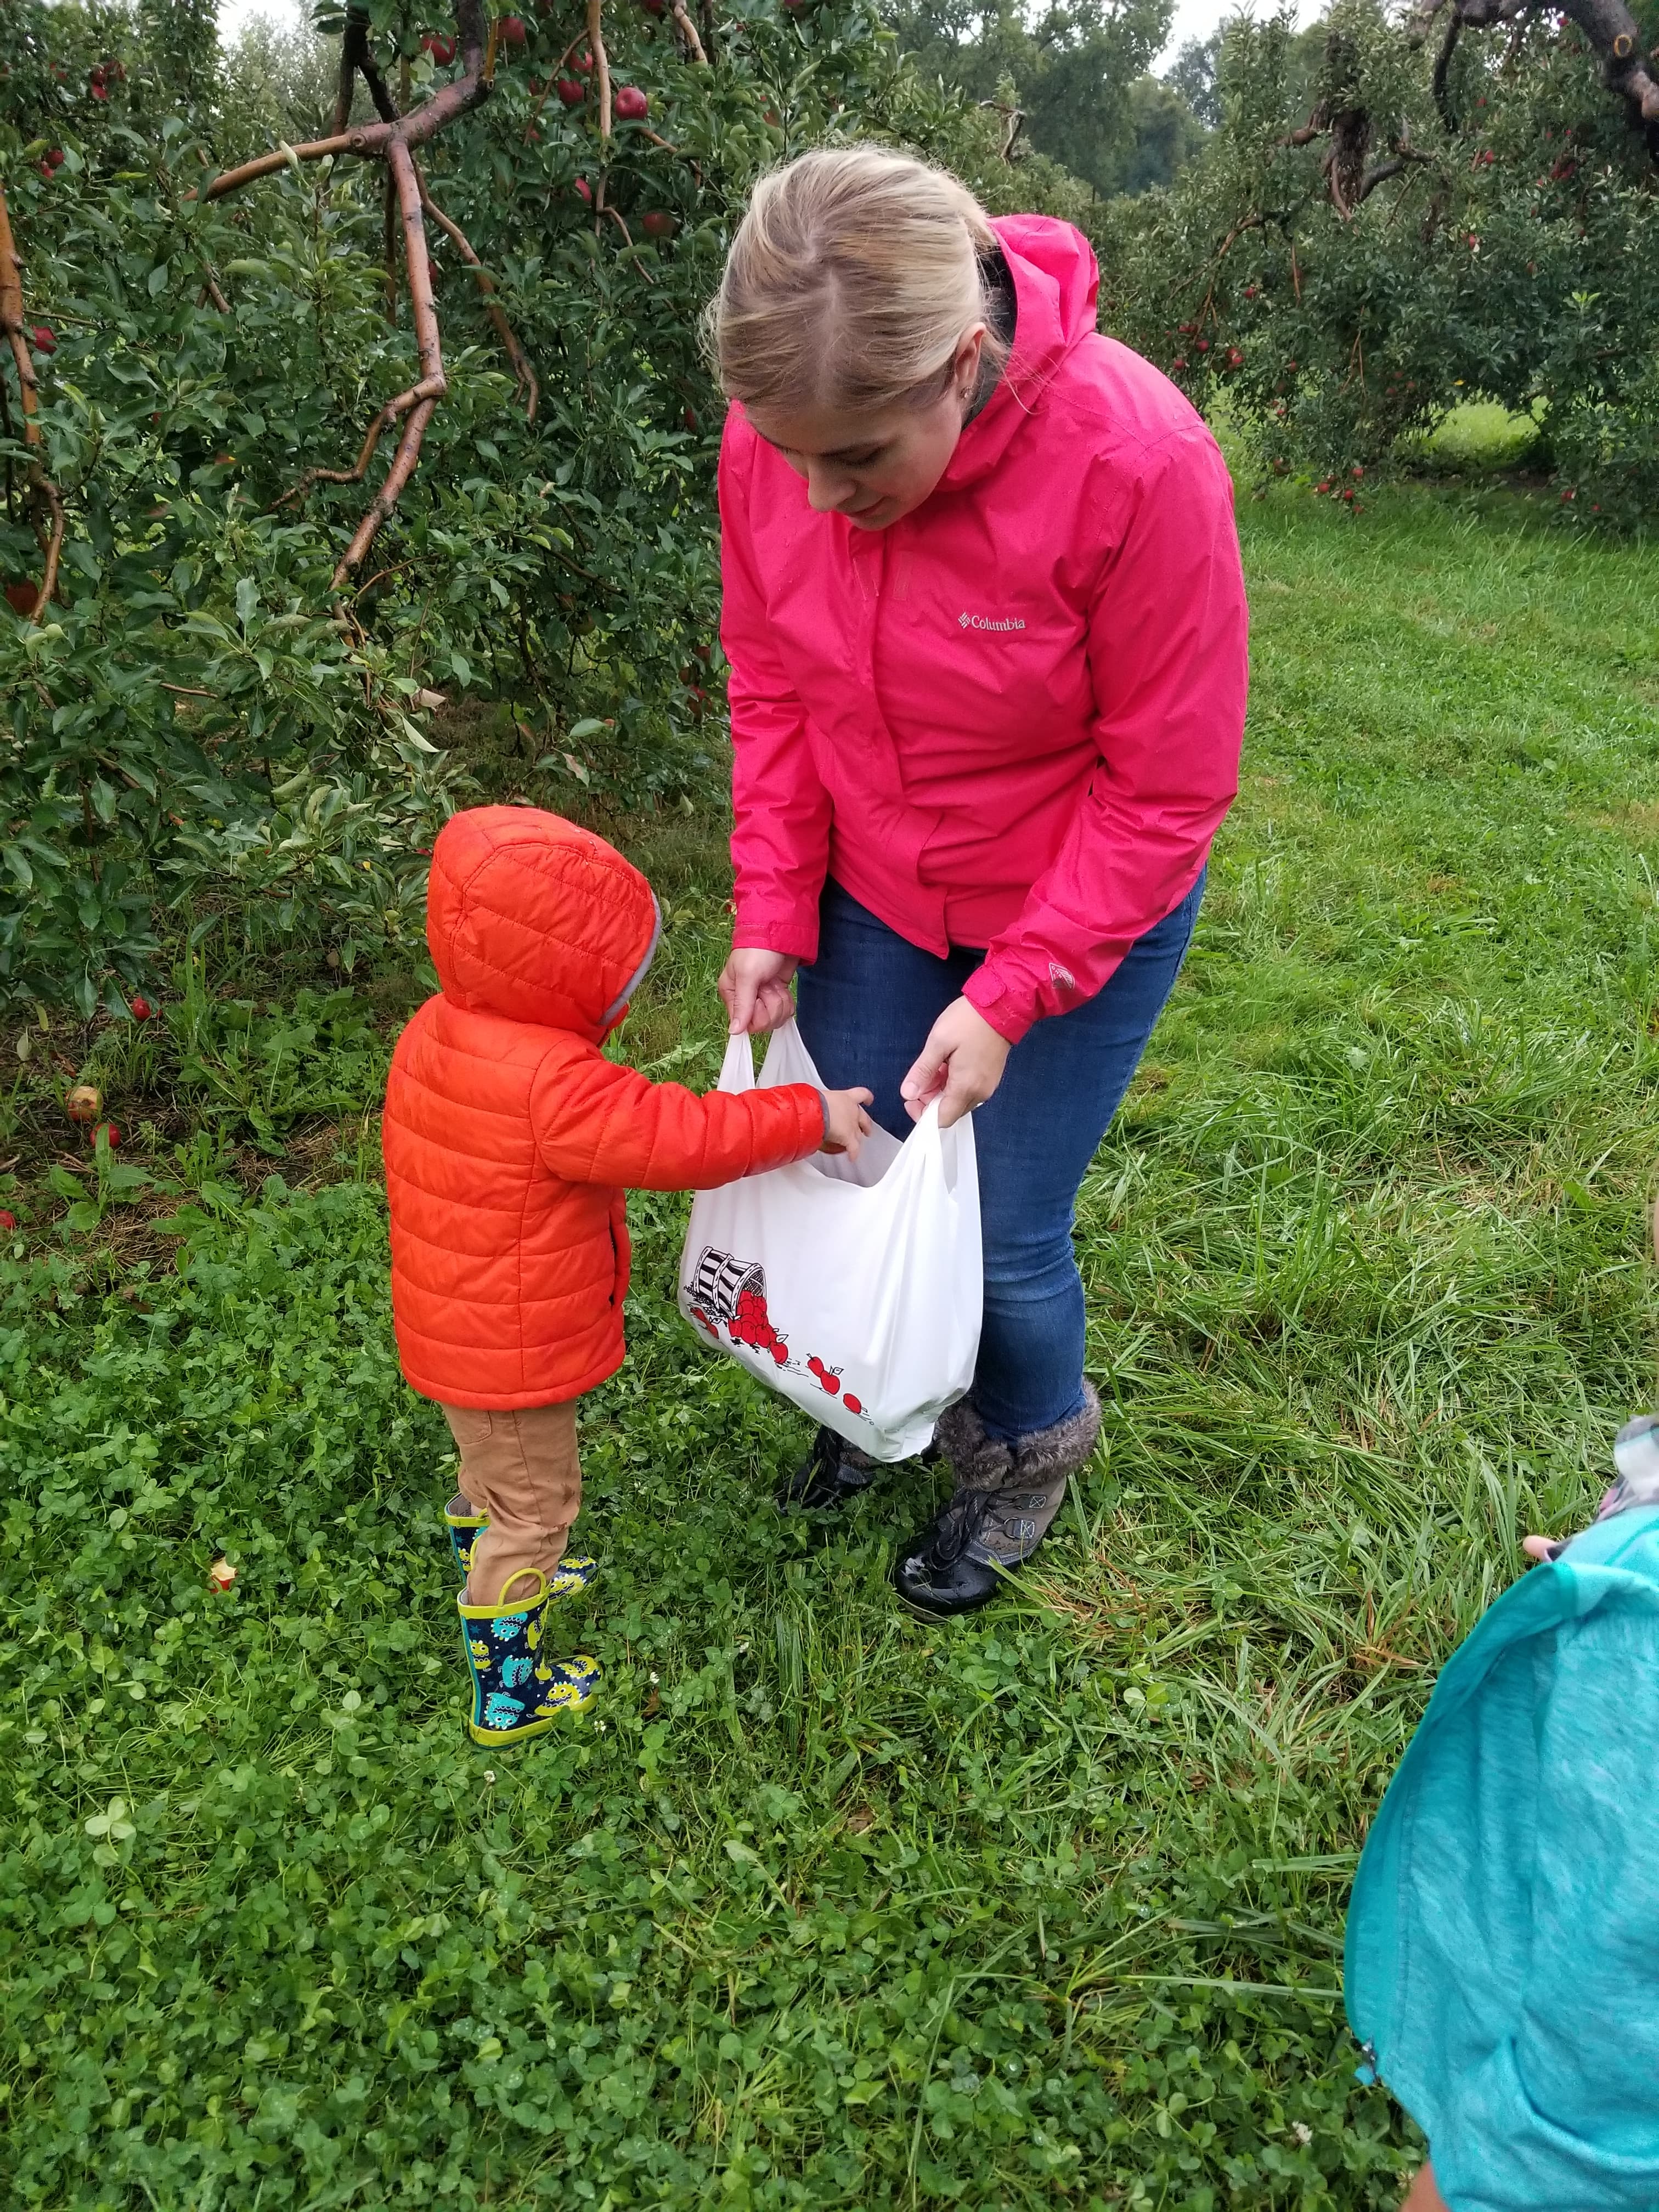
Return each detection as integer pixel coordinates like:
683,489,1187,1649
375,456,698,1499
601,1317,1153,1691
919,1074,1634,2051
900,996,1011,1128
719,946,799,1036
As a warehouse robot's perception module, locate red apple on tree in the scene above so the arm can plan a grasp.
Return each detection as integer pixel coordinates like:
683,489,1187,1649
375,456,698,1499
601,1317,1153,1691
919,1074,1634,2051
614,85,649,120
556,76,584,103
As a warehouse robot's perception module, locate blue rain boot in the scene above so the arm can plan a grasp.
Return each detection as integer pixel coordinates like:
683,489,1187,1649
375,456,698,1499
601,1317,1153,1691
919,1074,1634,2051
458,1568,598,1745
445,1493,599,1597
445,1494,488,1580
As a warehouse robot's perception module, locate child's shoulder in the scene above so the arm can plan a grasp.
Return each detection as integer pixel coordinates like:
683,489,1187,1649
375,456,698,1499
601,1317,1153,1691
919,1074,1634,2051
391,994,601,1081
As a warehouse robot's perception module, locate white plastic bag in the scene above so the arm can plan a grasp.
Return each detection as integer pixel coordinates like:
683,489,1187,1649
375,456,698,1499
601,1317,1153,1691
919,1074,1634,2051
677,1020,981,1462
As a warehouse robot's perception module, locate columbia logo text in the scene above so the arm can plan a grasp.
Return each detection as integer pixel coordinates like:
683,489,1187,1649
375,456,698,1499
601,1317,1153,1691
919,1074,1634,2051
958,611,1026,632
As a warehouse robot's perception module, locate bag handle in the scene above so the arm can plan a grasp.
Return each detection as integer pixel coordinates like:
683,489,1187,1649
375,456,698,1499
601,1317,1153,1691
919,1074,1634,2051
716,1031,756,1095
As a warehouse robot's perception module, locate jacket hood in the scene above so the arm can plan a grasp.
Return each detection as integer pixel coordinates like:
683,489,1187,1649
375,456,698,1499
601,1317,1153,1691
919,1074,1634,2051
939,215,1101,495
426,806,659,1040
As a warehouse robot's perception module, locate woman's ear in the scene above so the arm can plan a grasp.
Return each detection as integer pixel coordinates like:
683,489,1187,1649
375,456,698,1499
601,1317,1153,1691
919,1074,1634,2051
953,325,987,407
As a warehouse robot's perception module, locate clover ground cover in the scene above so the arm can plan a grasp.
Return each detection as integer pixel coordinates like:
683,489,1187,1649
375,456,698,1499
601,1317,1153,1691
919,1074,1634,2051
2,479,1656,2208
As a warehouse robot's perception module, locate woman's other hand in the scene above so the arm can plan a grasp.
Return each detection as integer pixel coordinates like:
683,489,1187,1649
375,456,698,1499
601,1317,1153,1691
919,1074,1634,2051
900,996,1011,1128
720,946,799,1035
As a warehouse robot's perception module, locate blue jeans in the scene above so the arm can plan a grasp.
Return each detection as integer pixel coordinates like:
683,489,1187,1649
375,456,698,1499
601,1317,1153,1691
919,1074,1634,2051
795,874,1204,1441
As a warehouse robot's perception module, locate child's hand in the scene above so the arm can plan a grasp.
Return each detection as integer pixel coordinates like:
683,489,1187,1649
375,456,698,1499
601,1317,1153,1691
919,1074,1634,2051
820,1087,874,1160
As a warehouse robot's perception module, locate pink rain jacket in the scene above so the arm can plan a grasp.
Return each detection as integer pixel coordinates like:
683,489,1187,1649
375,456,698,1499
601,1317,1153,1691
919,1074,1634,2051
719,213,1249,1044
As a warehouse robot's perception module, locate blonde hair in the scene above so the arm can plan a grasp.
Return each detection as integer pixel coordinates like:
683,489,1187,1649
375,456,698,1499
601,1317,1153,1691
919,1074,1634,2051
707,146,1008,416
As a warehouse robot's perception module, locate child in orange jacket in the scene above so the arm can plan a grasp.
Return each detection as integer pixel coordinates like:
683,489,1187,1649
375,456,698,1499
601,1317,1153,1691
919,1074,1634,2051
382,806,872,1745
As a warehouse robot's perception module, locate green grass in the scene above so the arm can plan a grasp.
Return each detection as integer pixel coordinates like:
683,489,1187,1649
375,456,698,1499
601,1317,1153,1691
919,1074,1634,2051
3,479,1658,2208
1407,400,1546,476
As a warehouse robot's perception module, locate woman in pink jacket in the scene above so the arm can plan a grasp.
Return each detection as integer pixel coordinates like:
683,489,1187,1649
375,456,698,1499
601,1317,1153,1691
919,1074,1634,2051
709,148,1248,1616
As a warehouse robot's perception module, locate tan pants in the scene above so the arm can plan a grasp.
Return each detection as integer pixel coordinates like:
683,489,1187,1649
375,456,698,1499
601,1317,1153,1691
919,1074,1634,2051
444,1401,581,1608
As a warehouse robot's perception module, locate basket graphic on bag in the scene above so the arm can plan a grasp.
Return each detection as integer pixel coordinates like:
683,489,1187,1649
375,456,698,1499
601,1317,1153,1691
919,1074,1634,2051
685,1245,794,1367
688,1246,764,1324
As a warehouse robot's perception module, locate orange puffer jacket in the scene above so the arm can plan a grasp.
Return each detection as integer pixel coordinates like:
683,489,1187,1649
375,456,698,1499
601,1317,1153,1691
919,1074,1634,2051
382,806,826,1409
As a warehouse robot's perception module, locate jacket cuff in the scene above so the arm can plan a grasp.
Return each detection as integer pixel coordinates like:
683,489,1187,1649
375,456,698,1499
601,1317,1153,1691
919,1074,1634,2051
732,903,820,966
963,963,1035,1047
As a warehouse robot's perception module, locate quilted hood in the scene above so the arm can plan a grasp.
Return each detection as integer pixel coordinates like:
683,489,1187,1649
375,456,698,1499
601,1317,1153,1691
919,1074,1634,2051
426,806,659,1040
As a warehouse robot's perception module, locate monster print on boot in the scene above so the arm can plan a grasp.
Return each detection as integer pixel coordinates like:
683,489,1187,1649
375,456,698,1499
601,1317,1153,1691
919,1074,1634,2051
776,1425,879,1513
445,1493,487,1579
443,1493,598,1596
894,1384,1101,1618
457,1568,598,1744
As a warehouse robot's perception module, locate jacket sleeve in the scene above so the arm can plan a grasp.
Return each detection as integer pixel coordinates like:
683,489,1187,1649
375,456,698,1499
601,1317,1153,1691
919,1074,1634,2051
719,410,834,963
962,423,1247,1046
530,1045,826,1190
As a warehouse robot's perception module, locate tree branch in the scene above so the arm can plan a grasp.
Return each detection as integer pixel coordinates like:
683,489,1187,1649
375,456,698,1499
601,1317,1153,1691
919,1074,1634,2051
194,0,497,585
588,0,613,139
1556,0,1659,137
1432,10,1462,129
1432,0,1659,151
331,138,444,584
0,183,64,624
419,174,539,420
670,0,707,65
977,98,1027,160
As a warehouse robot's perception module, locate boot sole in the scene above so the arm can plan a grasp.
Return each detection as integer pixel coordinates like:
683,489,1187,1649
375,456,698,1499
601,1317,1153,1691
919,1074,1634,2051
893,1579,1004,1620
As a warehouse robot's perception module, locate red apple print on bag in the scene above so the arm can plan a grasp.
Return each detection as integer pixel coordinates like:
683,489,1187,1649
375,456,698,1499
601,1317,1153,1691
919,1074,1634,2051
686,1248,873,1417
806,1356,841,1397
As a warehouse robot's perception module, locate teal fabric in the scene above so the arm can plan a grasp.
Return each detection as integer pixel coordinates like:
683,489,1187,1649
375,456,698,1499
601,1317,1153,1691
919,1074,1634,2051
1345,1504,1659,2212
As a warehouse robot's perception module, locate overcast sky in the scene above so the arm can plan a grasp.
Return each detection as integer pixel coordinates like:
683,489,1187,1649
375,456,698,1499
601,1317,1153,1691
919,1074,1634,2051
217,0,1302,70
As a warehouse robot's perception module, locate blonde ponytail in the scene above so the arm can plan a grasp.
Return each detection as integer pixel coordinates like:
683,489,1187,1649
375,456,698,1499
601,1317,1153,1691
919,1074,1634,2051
707,146,1008,416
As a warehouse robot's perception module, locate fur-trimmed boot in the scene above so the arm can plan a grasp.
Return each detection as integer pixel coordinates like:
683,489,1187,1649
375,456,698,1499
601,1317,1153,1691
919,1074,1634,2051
776,1426,879,1513
444,1494,597,1597
893,1383,1101,1618
458,1569,598,1745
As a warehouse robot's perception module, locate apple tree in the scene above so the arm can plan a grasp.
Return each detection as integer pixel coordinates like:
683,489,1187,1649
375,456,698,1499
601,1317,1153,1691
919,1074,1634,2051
1097,0,1659,523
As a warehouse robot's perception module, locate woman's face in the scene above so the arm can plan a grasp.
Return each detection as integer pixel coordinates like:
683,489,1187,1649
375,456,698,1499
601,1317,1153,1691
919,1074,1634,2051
745,329,986,533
